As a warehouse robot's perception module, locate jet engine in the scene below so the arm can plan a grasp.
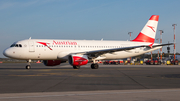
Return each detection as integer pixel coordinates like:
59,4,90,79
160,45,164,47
43,60,61,66
68,54,88,66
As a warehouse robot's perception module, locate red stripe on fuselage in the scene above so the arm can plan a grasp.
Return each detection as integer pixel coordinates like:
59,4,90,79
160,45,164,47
37,42,47,46
132,32,155,43
37,42,52,50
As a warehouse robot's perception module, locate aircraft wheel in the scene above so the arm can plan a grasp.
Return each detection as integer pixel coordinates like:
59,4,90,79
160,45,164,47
73,66,80,69
91,63,99,69
26,65,31,69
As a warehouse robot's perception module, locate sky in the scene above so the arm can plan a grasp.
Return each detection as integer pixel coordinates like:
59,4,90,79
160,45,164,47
0,0,180,58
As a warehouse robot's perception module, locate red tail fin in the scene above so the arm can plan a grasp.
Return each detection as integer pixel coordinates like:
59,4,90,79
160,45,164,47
132,15,159,43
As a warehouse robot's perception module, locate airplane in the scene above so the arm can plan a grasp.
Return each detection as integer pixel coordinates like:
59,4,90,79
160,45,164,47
3,15,173,69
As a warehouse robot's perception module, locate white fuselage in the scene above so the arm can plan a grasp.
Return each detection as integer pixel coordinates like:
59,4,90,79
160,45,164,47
3,39,161,61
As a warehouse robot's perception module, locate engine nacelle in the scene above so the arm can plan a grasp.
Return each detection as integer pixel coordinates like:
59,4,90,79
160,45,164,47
43,60,61,66
68,54,88,66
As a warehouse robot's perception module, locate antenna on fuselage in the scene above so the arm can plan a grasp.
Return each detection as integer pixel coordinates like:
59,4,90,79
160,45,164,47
29,37,31,40
101,38,103,41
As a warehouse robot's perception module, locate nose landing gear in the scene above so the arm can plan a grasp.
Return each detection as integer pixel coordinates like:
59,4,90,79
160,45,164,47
26,65,31,69
26,59,31,69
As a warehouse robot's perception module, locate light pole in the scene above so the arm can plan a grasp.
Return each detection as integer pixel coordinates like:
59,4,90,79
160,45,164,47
128,32,132,41
156,38,159,60
151,51,153,61
128,32,132,62
159,30,163,61
172,24,177,60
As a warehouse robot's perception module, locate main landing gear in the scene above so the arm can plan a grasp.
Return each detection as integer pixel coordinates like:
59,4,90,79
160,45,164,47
26,59,31,69
72,63,99,69
91,63,99,69
91,59,99,69
73,66,80,69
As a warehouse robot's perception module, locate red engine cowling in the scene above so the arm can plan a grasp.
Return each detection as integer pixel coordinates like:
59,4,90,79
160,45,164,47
68,55,88,66
43,60,61,66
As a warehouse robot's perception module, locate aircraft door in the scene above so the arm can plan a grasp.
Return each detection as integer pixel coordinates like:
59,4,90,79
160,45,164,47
29,41,35,52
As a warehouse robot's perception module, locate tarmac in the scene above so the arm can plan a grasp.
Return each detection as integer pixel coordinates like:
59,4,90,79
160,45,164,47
0,63,180,101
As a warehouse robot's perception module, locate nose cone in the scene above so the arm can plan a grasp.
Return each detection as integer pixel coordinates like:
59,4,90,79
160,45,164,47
3,48,11,58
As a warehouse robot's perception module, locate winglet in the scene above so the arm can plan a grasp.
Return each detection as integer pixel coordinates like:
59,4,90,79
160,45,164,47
149,43,153,48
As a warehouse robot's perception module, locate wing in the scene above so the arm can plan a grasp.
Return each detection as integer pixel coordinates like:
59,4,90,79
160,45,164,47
73,45,146,58
71,43,174,58
152,43,174,48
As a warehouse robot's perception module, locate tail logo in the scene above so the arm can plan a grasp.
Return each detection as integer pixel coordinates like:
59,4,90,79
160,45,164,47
147,25,155,32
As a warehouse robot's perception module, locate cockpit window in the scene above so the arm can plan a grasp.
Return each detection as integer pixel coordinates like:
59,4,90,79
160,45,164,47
10,44,15,47
10,44,22,47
